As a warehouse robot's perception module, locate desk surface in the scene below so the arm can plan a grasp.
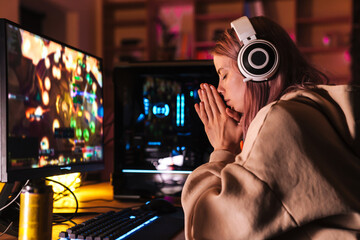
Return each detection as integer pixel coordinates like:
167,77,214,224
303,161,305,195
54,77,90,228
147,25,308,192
2,181,185,240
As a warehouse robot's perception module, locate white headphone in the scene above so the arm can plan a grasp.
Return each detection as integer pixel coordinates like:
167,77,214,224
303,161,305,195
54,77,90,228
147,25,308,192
231,16,279,82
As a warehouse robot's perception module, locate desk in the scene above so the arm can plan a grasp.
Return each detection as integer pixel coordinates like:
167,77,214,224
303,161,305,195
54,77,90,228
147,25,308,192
2,181,185,240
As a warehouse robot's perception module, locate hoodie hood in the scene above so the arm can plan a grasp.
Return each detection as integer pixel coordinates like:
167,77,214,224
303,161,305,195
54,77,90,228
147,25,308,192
281,84,360,157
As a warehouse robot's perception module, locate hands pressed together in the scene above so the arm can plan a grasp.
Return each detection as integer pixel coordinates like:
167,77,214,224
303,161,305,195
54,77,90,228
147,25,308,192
194,83,243,155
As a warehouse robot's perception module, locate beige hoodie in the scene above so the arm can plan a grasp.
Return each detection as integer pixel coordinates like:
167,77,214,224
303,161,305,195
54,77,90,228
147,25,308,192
181,85,360,240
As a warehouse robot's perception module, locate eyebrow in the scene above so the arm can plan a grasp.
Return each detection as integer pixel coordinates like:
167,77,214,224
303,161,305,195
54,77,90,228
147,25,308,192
217,67,223,75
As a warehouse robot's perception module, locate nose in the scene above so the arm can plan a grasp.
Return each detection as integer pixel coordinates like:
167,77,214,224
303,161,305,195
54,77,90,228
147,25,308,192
217,81,224,94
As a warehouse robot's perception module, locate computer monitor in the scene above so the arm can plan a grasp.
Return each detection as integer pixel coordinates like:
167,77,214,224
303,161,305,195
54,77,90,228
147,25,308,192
0,18,104,183
112,60,218,199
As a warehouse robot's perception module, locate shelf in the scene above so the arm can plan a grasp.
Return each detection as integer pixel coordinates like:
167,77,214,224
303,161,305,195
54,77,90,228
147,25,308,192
152,0,193,5
294,0,352,84
296,16,351,24
104,19,147,27
102,0,353,85
104,0,146,6
299,46,349,54
196,13,242,21
195,44,350,54
195,0,241,2
104,45,147,53
195,41,216,49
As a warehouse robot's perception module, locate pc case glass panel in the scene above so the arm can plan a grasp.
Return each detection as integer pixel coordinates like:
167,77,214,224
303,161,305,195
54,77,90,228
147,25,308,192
114,61,218,198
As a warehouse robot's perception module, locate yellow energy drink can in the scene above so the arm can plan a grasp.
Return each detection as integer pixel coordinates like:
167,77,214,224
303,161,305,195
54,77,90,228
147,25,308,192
18,181,53,240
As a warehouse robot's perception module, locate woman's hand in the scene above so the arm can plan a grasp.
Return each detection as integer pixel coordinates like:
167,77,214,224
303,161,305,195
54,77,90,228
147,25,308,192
194,83,243,154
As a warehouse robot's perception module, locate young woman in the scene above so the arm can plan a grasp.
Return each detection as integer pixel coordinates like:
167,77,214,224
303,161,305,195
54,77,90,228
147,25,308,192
181,16,360,239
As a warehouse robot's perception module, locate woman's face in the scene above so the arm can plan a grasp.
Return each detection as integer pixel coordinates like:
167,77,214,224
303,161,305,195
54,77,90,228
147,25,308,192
213,54,246,113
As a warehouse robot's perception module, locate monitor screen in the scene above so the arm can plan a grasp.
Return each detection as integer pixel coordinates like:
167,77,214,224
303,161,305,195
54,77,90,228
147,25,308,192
0,19,104,182
113,61,218,199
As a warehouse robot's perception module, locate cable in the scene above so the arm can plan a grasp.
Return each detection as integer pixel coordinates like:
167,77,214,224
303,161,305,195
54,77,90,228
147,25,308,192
52,214,76,226
0,180,29,212
0,221,13,237
44,178,79,224
53,189,76,202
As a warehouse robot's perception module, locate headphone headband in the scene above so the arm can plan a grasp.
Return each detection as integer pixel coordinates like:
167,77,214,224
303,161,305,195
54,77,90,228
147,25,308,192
230,16,279,82
230,16,256,45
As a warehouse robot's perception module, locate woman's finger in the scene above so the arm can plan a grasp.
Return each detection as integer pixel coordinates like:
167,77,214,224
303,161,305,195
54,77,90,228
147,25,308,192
202,84,221,117
197,88,210,124
195,102,209,126
198,101,209,125
226,108,241,122
209,84,226,114
198,88,203,102
200,88,214,121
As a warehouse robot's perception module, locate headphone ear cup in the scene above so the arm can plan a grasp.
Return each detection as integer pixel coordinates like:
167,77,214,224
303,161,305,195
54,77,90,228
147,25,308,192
237,39,279,81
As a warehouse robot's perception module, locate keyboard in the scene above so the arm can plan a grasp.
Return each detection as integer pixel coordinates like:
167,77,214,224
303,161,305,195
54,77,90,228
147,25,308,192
58,201,184,240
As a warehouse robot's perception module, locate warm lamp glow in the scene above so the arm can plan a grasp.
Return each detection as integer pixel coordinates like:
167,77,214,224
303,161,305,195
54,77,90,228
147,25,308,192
46,172,82,194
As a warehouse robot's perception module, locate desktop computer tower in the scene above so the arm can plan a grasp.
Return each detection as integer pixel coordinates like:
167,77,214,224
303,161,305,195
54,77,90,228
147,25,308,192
112,60,218,199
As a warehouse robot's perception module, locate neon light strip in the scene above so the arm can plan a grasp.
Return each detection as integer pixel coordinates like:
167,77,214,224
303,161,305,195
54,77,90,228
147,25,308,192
116,216,159,240
143,98,150,115
181,94,185,126
176,94,180,126
122,169,192,174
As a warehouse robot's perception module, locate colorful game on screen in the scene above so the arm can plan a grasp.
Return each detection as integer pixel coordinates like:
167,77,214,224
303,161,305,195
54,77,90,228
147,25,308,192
6,23,103,170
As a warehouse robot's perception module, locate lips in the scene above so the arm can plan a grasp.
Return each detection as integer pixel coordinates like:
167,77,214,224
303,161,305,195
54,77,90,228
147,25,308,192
224,99,231,107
